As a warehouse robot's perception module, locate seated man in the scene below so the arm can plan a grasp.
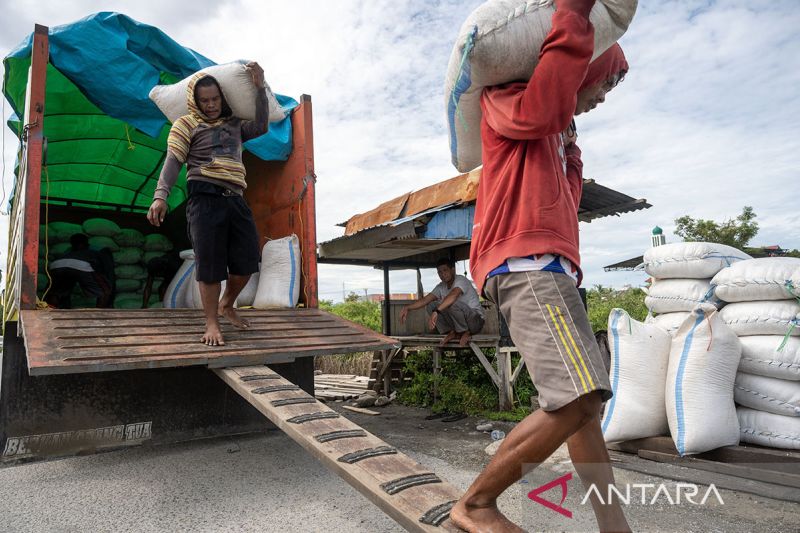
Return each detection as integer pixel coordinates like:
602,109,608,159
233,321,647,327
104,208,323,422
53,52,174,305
46,233,114,309
400,258,485,346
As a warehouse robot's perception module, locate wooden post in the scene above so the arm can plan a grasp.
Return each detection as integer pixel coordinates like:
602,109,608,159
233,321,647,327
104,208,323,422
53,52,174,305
20,24,49,310
497,347,514,411
432,348,442,403
382,264,391,336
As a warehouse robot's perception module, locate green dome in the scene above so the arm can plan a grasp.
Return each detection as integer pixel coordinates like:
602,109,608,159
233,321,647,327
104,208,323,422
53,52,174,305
652,226,663,235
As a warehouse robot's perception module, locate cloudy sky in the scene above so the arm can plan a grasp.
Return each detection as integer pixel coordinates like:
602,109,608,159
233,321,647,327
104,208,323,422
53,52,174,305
1,0,798,302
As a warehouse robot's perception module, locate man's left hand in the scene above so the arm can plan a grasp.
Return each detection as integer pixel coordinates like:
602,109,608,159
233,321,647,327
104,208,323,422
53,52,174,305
428,311,438,331
245,62,265,89
562,119,577,147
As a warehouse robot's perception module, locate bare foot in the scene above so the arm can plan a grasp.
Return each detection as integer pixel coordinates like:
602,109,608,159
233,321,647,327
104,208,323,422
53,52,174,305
219,304,250,329
201,322,225,346
459,331,472,347
450,499,525,533
440,331,458,346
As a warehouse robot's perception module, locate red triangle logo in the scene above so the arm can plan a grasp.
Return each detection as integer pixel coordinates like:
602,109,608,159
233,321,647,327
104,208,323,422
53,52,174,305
527,472,573,518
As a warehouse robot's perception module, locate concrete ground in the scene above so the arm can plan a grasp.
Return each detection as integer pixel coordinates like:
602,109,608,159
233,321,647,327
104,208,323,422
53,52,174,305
0,403,798,533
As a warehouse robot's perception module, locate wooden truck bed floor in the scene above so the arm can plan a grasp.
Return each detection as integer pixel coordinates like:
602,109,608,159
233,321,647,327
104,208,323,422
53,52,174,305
20,308,398,375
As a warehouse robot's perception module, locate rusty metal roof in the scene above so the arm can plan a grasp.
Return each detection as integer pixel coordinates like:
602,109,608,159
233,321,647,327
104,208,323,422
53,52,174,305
321,169,650,268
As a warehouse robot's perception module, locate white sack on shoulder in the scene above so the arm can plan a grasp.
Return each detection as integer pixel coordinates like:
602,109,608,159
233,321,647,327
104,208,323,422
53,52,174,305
150,61,286,124
601,309,672,443
666,304,741,455
444,0,638,172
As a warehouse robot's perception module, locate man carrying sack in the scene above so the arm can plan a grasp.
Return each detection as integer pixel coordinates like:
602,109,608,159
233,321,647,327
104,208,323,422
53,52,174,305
451,1,631,531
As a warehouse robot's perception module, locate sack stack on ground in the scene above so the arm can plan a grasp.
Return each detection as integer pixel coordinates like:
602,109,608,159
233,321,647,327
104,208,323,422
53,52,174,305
601,309,672,443
712,257,800,449
665,304,742,455
643,242,751,336
444,0,638,172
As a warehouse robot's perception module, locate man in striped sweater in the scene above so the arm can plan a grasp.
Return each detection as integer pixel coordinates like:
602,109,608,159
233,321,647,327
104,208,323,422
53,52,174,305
147,62,268,346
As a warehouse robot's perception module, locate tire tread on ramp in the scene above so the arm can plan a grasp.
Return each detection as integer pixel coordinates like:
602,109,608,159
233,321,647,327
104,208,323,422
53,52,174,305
215,365,462,532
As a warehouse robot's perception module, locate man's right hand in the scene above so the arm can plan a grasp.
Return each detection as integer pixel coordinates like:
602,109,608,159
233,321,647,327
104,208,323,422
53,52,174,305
147,199,167,227
400,306,410,324
556,0,595,18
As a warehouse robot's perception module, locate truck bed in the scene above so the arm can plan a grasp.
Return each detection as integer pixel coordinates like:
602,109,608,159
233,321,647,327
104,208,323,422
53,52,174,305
20,308,398,375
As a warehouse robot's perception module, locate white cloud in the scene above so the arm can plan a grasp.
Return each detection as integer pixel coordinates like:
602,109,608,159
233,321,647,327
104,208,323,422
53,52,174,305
2,0,799,302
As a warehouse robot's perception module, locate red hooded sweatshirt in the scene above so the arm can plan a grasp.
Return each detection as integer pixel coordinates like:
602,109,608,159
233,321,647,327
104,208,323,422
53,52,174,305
469,6,628,294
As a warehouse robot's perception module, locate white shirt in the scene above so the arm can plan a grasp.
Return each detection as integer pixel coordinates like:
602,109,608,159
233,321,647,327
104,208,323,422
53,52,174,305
431,274,484,318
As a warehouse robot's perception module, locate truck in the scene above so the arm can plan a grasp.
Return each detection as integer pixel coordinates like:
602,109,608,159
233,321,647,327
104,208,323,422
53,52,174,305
1,16,463,531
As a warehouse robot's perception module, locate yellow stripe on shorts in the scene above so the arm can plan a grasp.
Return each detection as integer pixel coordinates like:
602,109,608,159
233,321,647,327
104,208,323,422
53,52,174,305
545,303,588,393
555,306,596,390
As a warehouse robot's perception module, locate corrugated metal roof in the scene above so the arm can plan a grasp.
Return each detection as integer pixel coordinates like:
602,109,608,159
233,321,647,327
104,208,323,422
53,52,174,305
320,170,651,267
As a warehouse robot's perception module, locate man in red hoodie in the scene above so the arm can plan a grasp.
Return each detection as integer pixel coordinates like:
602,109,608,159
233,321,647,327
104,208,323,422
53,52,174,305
451,1,631,531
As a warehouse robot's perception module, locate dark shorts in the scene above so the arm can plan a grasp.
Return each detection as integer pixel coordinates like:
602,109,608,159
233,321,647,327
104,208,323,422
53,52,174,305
186,181,260,283
484,271,612,411
48,268,112,308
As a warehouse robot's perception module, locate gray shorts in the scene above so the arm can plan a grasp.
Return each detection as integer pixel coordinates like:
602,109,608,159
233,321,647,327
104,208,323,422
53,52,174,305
484,271,612,411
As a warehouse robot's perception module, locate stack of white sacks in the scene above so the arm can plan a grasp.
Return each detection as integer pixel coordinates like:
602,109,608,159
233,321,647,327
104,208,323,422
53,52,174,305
602,242,753,454
162,235,301,310
713,258,800,450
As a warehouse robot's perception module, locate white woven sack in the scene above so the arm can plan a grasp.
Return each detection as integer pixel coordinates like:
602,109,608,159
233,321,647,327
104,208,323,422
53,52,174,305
666,304,741,455
149,61,286,124
236,271,260,307
601,309,672,442
444,0,637,172
738,335,800,381
712,257,800,303
254,235,301,309
646,312,692,337
645,278,716,314
163,250,195,308
719,300,800,337
734,372,800,417
737,407,800,450
643,242,751,280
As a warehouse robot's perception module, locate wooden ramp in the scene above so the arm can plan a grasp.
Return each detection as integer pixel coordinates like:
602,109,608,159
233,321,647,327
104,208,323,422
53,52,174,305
20,308,398,375
216,365,462,532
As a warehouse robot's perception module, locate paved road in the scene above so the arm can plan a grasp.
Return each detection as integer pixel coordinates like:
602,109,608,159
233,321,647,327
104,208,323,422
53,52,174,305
0,404,798,532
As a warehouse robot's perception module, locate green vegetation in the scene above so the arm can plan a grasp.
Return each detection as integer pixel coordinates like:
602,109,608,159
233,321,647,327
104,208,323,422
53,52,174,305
674,206,758,249
397,350,535,422
319,293,382,332
587,285,647,333
319,287,646,422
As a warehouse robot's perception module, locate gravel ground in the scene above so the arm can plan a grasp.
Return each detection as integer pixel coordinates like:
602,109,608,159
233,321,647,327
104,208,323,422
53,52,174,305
0,403,797,532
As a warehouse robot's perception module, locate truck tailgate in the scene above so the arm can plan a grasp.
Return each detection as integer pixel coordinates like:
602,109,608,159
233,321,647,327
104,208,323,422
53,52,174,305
19,308,398,376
